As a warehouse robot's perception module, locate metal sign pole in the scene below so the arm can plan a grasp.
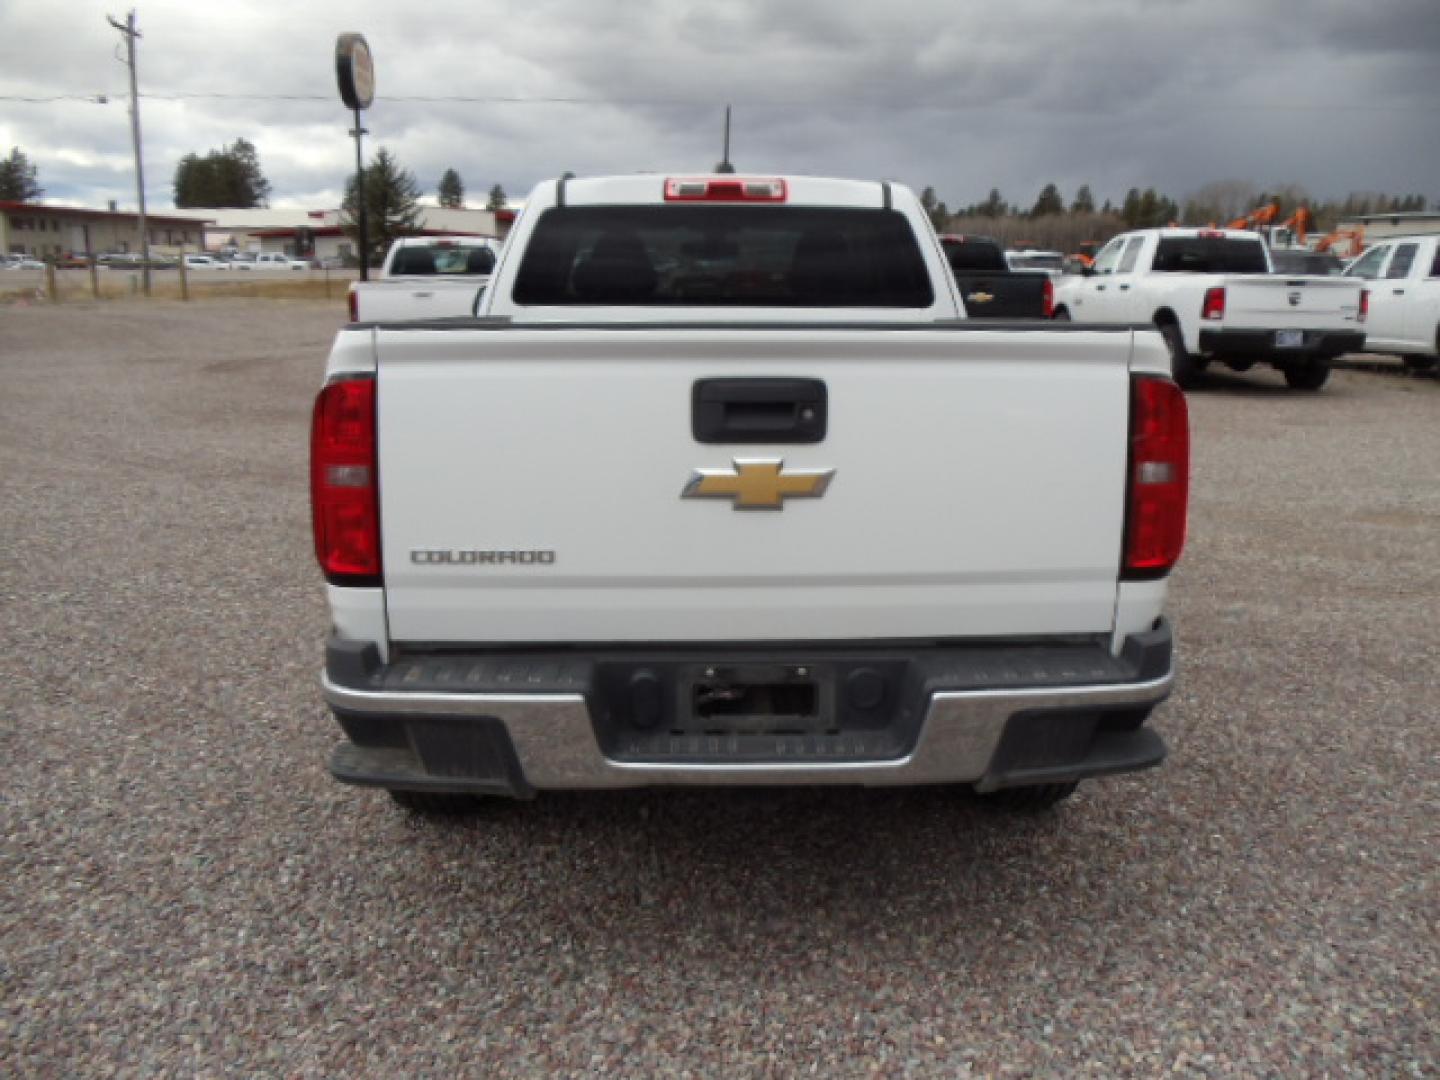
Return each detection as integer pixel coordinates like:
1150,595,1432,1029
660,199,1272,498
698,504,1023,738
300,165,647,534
352,109,369,281
336,33,375,283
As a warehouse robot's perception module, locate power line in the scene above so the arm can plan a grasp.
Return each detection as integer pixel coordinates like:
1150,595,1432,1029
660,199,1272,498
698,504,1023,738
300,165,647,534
1,91,1436,114
0,94,114,102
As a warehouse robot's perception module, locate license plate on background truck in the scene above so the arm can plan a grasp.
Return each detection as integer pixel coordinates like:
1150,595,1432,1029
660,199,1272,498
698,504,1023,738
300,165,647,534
1276,330,1304,348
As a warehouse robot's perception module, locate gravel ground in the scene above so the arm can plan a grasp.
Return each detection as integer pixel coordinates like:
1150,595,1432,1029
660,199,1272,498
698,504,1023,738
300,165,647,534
2,300,1436,1077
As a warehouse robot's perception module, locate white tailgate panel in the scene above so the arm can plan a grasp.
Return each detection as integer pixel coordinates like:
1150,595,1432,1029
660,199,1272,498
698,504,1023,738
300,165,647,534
378,329,1131,643
1225,276,1363,330
355,282,483,321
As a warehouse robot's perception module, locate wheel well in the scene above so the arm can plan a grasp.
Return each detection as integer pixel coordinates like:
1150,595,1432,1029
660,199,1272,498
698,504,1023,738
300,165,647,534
1053,304,1069,318
1152,308,1179,329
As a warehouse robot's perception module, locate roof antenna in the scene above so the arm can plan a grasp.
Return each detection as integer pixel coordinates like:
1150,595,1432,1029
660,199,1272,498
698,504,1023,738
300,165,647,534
714,104,735,174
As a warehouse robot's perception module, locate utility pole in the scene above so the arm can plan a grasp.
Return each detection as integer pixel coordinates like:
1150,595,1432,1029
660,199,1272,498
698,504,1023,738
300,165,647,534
107,9,150,295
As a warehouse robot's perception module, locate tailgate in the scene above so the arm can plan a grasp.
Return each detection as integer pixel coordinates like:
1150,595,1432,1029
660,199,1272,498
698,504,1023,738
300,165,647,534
1223,275,1364,330
954,273,1047,319
376,326,1134,644
354,279,486,321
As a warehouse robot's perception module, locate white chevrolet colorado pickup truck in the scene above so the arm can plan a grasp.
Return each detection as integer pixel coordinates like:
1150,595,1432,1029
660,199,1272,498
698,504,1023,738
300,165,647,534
1341,234,1440,372
1054,228,1368,390
346,236,500,322
312,173,1188,815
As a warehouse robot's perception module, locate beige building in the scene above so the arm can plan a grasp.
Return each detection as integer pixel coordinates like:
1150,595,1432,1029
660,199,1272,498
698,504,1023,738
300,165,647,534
1338,211,1440,243
1,201,208,258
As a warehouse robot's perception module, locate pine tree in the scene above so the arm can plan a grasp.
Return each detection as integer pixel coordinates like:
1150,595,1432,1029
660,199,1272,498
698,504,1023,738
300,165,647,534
1030,183,1065,217
486,184,508,211
342,148,424,267
1070,185,1095,214
172,139,270,207
1121,189,1142,227
0,147,43,201
437,169,465,209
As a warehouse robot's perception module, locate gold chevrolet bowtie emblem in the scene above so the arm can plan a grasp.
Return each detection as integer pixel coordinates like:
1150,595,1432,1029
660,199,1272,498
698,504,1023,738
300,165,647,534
966,291,995,304
682,458,835,510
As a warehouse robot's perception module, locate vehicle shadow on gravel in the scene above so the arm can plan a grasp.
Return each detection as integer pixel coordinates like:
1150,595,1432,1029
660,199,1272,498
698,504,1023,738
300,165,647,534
1184,369,1297,395
375,783,1170,969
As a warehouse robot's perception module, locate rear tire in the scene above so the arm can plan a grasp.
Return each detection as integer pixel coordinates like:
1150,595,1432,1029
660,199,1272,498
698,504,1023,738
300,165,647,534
976,782,1079,811
1159,322,1199,385
1281,362,1331,391
1401,354,1436,373
388,789,484,815
1052,306,1071,321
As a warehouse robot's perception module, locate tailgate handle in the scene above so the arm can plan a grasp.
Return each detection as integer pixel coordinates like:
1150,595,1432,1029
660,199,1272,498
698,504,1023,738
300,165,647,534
692,378,827,444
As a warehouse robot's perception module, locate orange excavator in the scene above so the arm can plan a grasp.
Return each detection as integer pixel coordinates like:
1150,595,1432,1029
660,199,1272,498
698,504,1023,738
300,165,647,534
1314,226,1365,257
1068,239,1104,270
1226,202,1280,231
1275,207,1311,245
1223,204,1318,251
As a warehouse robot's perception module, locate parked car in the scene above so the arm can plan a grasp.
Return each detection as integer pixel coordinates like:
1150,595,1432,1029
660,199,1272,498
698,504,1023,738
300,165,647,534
253,252,309,271
1341,234,1440,371
1270,249,1345,276
226,253,258,270
183,254,223,270
3,255,46,270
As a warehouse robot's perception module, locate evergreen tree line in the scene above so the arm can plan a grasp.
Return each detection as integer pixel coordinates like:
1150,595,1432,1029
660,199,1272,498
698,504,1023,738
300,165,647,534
6,136,1431,260
920,179,1432,251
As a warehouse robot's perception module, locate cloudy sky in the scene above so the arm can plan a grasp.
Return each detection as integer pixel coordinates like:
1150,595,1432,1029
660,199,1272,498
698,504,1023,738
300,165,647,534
2,0,1437,214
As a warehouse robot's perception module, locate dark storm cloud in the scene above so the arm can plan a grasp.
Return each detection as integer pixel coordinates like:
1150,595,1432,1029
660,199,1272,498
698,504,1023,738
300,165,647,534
1,0,1436,212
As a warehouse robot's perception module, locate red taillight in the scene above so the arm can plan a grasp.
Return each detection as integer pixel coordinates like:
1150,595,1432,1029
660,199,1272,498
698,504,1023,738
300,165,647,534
1201,286,1226,321
311,377,381,584
664,177,787,202
1124,377,1189,579
1358,288,1369,323
347,288,358,322
1042,276,1054,319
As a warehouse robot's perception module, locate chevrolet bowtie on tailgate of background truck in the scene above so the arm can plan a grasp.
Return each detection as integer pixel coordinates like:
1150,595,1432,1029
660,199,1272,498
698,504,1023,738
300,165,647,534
311,174,1189,816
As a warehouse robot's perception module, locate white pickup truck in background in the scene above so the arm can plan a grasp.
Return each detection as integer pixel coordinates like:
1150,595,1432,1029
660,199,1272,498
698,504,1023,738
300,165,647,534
312,173,1188,817
346,236,500,321
1341,234,1440,372
1054,228,1368,390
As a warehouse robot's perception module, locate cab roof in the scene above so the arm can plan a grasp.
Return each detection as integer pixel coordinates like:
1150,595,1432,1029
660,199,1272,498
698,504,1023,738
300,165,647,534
534,174,901,210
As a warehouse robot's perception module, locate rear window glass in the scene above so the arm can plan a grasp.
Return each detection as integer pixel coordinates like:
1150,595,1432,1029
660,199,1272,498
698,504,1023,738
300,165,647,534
513,206,934,307
941,238,1006,272
1152,237,1269,274
1008,252,1064,272
391,244,495,275
1269,250,1343,276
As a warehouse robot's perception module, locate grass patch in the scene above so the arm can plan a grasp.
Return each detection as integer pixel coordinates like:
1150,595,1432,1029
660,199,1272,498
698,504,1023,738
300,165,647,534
2,269,355,305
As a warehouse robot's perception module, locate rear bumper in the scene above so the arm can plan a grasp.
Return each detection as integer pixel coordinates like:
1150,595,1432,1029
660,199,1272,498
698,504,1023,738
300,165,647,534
322,623,1174,796
1198,328,1365,361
